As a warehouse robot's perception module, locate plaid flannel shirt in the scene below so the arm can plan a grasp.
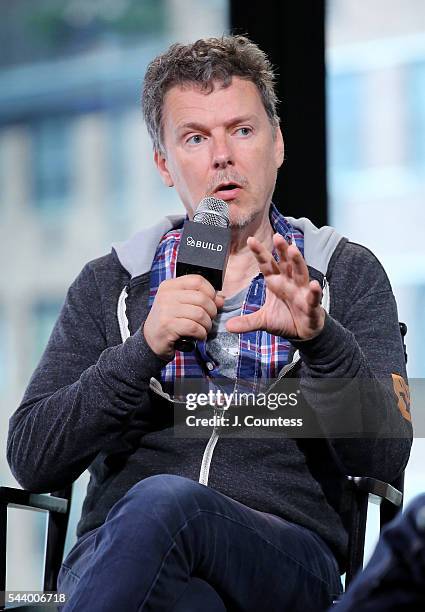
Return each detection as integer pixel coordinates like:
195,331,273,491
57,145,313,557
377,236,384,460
148,204,304,390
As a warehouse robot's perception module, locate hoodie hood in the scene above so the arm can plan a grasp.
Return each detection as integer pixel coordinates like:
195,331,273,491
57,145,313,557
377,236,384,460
112,214,185,279
284,216,344,276
112,212,345,280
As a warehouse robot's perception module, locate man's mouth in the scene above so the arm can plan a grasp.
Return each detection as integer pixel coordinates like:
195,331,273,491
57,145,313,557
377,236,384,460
213,182,242,200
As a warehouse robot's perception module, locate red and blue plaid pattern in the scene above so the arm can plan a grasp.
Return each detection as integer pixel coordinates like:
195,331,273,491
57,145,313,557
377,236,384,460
149,204,304,388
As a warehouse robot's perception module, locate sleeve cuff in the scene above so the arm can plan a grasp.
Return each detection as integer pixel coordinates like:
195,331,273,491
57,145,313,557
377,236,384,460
289,313,357,367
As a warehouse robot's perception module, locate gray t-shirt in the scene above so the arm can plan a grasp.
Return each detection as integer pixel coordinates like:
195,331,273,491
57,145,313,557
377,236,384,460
206,286,249,379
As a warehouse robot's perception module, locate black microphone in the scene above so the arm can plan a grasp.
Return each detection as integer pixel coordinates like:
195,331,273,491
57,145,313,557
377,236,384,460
175,197,231,352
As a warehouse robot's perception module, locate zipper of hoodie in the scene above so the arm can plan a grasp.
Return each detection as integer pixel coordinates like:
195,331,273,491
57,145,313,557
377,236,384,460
266,352,301,391
198,329,300,487
198,405,226,485
197,356,301,487
117,285,130,342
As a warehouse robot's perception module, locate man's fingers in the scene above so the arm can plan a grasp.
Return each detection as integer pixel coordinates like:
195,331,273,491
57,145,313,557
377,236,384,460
288,245,309,286
306,281,322,308
174,304,213,333
174,318,208,341
178,289,219,319
215,294,225,308
171,274,216,299
273,233,290,262
247,236,280,275
273,233,295,281
246,236,268,261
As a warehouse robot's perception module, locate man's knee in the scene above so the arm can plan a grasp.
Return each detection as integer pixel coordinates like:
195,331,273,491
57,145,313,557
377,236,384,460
109,474,208,527
129,473,203,502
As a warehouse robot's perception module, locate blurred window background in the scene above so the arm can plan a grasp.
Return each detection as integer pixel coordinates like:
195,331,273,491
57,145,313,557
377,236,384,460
0,309,7,391
0,0,229,590
31,117,72,214
327,0,425,560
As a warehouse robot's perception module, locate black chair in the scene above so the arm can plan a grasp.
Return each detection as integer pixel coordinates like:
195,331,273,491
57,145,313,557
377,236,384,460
0,485,72,611
342,321,408,587
0,475,404,611
0,324,408,610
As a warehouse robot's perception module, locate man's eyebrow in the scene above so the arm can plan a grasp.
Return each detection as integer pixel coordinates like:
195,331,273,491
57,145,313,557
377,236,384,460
176,115,256,133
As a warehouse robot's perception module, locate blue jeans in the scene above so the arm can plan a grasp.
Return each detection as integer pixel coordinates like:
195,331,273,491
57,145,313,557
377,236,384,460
334,493,425,610
58,474,342,611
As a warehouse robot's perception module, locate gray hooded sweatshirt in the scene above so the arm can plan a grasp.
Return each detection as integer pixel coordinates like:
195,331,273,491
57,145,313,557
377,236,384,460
7,214,412,571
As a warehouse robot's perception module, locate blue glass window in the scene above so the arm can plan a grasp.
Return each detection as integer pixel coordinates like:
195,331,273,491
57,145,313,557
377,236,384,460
31,116,71,212
407,60,425,169
327,72,362,171
0,307,6,390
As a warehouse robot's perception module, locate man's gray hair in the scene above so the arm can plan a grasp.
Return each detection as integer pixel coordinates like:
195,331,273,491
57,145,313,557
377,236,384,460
141,35,280,153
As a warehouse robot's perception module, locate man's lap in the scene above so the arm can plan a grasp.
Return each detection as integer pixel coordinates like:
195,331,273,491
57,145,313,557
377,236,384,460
58,474,342,611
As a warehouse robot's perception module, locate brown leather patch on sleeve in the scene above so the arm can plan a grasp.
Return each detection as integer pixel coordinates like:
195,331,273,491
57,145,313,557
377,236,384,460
391,373,411,422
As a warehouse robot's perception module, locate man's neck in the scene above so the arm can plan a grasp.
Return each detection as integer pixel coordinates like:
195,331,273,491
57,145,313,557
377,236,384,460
221,216,274,298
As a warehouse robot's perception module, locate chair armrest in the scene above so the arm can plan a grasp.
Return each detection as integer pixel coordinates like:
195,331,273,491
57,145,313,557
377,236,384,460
0,487,68,514
345,476,402,507
0,486,71,608
343,475,403,587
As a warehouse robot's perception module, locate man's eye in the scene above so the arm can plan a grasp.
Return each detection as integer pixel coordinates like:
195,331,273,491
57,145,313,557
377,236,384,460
186,134,204,145
236,127,252,137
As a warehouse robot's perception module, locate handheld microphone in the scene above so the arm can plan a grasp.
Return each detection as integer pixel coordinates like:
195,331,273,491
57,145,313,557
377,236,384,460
175,197,231,352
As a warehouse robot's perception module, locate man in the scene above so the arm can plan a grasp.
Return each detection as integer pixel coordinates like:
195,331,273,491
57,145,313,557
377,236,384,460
7,36,412,611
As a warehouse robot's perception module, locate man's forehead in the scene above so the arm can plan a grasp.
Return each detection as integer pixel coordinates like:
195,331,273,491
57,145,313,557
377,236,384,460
162,78,262,123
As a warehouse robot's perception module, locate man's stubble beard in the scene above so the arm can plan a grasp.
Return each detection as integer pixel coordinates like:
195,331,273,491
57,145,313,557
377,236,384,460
228,202,265,230
229,215,257,229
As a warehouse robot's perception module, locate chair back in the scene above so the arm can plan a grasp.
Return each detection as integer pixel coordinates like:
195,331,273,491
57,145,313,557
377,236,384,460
43,485,73,591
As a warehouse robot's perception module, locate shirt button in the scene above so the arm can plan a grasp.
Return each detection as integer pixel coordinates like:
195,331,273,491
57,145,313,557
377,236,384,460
206,362,214,371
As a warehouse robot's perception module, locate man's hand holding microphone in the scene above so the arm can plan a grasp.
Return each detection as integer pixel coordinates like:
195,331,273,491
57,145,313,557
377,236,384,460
143,275,224,361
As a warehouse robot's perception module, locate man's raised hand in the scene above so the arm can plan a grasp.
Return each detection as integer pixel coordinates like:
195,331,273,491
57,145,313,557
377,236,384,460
226,233,325,340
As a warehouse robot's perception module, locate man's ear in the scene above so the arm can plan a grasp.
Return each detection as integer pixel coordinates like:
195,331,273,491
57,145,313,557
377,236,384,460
154,149,174,187
274,126,285,169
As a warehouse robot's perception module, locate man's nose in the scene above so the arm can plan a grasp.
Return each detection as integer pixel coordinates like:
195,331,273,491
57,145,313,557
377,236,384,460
212,137,234,169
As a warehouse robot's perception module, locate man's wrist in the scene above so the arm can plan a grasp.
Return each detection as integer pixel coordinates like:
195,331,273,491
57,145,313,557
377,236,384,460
302,307,326,341
142,323,175,363
289,313,349,361
287,308,326,343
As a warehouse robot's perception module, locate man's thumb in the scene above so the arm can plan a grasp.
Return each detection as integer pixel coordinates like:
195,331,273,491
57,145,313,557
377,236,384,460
226,312,262,334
